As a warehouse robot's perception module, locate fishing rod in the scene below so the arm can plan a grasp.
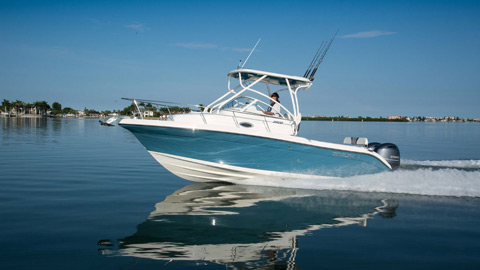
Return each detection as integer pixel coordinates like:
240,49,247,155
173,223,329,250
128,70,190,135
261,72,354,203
305,29,339,81
303,41,326,78
309,31,338,80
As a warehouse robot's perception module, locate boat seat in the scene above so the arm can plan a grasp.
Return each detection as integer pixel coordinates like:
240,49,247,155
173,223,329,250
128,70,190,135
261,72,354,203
284,113,293,120
245,106,258,113
343,137,369,147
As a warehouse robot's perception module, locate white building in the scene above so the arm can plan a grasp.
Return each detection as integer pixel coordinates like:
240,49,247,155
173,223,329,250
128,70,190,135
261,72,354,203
143,110,154,117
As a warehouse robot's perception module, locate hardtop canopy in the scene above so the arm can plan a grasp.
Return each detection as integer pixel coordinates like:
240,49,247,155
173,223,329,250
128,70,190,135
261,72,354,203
228,69,312,87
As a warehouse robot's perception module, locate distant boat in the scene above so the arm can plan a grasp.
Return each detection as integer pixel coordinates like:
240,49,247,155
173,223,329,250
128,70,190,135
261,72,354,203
99,115,118,126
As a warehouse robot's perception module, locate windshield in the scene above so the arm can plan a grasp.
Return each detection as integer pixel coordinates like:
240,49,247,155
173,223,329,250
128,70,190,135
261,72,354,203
222,96,264,113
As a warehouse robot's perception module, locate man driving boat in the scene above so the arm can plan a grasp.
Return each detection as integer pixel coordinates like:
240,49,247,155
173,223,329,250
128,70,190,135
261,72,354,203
262,93,281,117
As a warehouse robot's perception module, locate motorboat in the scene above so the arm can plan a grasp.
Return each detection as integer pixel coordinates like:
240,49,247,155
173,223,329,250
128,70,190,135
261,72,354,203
119,43,400,183
99,114,118,126
98,182,399,266
118,71,400,182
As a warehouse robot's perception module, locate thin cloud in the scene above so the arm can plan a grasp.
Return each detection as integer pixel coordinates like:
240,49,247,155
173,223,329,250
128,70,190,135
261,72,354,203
341,30,397,39
231,47,253,52
173,43,218,49
125,22,147,32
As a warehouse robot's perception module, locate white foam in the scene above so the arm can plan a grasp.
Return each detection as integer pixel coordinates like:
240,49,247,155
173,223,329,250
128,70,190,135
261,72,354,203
402,159,480,168
235,161,480,198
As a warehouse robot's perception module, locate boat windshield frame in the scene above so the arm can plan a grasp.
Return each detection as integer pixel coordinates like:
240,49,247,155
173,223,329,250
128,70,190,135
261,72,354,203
205,69,313,129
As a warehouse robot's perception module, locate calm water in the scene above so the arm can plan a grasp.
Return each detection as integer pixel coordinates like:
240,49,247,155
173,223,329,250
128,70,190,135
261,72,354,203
1,118,479,269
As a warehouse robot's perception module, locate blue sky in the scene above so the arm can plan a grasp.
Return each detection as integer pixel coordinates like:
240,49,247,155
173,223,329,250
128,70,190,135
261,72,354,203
1,0,479,117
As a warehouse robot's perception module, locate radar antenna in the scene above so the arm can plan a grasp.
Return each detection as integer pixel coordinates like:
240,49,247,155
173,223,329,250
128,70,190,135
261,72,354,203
304,30,339,81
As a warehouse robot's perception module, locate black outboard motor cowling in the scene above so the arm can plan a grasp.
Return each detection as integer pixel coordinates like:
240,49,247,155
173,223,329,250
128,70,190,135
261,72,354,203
367,142,380,151
374,143,400,170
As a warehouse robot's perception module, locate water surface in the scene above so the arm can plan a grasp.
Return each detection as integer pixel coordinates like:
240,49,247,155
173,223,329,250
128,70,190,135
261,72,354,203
1,118,479,269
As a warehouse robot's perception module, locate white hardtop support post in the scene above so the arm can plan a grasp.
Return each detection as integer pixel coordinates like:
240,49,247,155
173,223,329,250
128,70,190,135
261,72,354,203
293,84,310,129
133,99,143,119
285,78,297,118
213,72,267,112
204,69,312,133
236,73,293,120
205,91,234,112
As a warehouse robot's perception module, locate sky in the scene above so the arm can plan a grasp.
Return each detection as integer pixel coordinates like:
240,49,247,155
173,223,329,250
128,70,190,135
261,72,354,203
0,0,479,118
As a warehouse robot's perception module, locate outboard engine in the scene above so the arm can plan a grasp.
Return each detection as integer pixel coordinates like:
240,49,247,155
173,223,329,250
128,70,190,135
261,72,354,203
373,143,400,170
367,142,380,151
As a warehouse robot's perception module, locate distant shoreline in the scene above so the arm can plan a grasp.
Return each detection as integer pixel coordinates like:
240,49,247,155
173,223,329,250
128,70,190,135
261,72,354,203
0,114,101,119
302,116,479,123
2,115,479,123
302,116,408,122
2,99,478,122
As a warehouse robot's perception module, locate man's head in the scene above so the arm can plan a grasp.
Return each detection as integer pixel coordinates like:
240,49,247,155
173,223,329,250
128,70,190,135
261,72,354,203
270,92,279,101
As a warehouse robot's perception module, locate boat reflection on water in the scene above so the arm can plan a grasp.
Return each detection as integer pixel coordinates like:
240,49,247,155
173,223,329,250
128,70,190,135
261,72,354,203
98,183,399,268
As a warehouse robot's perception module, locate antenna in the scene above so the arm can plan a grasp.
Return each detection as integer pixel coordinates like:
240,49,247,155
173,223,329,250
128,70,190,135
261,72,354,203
304,29,339,81
240,38,261,69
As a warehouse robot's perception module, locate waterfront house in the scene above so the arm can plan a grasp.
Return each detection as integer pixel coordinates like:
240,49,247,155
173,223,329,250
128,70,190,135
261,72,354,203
143,110,154,118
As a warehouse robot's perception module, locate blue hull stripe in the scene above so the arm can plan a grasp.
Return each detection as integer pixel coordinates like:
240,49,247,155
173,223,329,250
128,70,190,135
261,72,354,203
121,125,390,177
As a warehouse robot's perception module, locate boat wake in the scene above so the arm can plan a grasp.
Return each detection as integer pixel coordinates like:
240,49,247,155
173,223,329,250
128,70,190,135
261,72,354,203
233,160,480,198
401,159,480,170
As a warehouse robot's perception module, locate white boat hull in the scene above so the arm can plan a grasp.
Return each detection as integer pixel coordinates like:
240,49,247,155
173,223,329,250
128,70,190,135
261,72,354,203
148,151,339,182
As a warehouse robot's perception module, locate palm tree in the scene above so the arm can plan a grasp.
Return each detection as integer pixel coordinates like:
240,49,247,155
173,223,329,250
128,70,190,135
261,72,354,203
25,103,33,114
11,100,25,116
39,101,50,116
1,99,10,113
32,101,50,116
32,101,41,115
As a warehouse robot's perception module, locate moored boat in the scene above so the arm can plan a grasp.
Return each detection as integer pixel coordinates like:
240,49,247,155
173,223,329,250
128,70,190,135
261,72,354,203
99,114,119,126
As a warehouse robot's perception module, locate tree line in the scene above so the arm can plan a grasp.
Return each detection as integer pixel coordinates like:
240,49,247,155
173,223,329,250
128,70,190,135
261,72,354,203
119,102,192,117
302,116,409,122
1,99,52,115
2,99,85,116
1,99,194,118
